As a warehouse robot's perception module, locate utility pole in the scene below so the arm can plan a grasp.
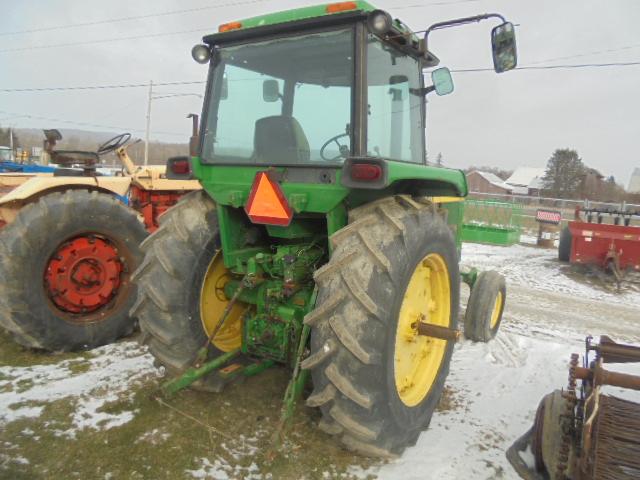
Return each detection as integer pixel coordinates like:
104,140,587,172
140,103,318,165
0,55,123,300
144,80,153,166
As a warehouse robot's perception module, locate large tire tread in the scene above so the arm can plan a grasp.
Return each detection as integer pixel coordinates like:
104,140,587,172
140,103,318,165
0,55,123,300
304,195,459,457
0,189,147,351
132,190,220,375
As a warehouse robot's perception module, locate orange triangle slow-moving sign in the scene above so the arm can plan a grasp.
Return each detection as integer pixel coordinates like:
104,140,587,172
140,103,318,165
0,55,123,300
245,172,293,226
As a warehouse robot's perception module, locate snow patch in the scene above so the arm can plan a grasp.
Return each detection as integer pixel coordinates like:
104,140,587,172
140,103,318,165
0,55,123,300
366,333,577,479
0,342,160,433
461,242,640,306
186,457,265,480
137,427,171,445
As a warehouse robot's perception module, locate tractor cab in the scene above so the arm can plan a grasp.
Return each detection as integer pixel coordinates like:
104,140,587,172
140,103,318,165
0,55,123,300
191,1,516,171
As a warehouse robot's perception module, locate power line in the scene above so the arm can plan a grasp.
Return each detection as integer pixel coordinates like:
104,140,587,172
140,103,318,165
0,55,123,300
0,3,478,53
0,27,212,53
451,61,640,73
0,0,480,38
529,43,640,65
93,99,144,122
0,0,271,37
152,93,204,100
0,109,186,137
395,0,482,9
0,80,205,93
3,60,640,94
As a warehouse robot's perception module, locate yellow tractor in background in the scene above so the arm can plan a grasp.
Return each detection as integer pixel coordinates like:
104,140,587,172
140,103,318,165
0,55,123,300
0,128,201,351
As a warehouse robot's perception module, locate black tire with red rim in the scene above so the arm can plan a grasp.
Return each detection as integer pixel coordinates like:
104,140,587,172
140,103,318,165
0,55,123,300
0,190,147,351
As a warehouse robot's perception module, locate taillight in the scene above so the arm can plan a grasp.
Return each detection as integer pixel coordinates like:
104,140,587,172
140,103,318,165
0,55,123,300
171,159,190,175
219,21,242,32
350,163,382,181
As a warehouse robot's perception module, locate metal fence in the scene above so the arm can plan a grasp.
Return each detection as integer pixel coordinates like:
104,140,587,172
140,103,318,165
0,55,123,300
463,198,523,230
468,192,640,230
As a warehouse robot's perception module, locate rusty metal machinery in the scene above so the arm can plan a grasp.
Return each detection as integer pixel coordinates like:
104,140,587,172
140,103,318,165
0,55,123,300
564,207,640,288
508,336,640,480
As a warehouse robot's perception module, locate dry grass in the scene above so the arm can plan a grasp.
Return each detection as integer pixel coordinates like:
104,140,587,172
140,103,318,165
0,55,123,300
0,331,375,479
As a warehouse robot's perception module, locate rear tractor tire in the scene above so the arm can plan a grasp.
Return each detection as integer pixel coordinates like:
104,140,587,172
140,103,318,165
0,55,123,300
0,190,147,351
463,271,506,342
303,196,460,457
131,191,244,392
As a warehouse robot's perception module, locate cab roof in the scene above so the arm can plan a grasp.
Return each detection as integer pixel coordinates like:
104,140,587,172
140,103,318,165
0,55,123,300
203,1,418,46
232,1,375,30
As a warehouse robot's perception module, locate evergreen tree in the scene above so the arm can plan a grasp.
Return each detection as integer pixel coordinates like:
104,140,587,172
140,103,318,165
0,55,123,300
542,149,585,198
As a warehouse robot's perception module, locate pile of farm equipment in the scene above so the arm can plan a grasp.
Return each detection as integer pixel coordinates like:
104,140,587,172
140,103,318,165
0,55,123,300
559,206,640,287
508,335,640,480
0,129,200,351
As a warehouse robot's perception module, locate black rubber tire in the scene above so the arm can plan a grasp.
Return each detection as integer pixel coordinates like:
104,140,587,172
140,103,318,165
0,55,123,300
0,190,147,351
463,271,506,342
130,191,229,390
558,226,572,262
302,196,460,457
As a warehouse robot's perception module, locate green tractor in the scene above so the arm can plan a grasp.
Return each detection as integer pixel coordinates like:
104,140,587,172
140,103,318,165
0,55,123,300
133,1,516,457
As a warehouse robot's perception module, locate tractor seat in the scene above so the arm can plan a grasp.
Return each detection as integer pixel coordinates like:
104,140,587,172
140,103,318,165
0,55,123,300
253,116,310,164
50,150,99,168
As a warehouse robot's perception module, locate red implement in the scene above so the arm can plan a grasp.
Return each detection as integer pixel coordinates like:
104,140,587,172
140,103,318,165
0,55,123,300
568,221,640,271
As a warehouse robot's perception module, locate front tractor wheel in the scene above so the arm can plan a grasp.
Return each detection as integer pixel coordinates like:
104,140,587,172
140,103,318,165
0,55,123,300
0,190,147,351
463,271,506,342
303,196,460,457
131,191,243,391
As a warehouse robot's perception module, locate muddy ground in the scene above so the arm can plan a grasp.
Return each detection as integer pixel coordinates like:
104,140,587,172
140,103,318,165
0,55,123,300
0,242,638,479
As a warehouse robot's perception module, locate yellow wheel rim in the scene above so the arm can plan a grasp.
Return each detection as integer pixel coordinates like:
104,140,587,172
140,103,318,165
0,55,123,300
200,252,243,352
490,291,503,329
394,253,450,407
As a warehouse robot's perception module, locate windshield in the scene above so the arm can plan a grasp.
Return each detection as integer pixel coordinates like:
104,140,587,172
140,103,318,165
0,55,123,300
367,35,424,163
201,28,354,165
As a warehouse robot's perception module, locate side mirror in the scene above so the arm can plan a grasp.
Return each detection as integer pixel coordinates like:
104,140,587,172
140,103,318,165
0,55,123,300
491,22,517,73
263,79,281,103
431,67,454,96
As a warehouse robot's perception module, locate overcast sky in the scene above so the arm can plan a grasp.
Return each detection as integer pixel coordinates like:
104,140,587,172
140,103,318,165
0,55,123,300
1,0,639,186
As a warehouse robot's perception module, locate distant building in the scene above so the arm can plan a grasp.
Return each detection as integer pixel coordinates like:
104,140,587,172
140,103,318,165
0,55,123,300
505,167,546,196
629,168,640,193
466,170,512,194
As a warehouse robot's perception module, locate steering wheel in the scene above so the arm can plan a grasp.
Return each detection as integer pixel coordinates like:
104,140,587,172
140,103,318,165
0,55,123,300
97,133,131,155
320,133,350,161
